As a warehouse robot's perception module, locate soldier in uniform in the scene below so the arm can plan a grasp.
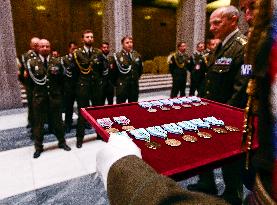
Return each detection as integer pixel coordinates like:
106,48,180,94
100,42,114,105
168,42,191,98
19,37,40,134
61,42,78,133
73,30,104,148
112,36,143,104
188,6,248,204
27,39,71,158
189,42,207,96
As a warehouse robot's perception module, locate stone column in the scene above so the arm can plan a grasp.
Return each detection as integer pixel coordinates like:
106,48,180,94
0,0,22,110
176,0,207,55
102,0,132,53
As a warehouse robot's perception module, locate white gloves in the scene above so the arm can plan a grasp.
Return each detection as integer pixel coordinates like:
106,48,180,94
96,133,142,189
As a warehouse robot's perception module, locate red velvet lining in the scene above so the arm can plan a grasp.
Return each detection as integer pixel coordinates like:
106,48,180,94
81,98,259,177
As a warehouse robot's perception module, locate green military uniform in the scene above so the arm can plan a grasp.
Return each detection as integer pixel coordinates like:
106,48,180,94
168,52,191,98
112,50,143,103
196,31,248,204
108,156,229,205
200,31,248,108
73,47,104,143
61,54,77,132
27,55,66,151
189,51,207,96
20,50,38,134
102,54,115,105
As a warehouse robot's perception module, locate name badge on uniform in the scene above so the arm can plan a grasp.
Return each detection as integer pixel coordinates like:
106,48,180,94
241,64,252,76
215,57,232,65
35,66,39,71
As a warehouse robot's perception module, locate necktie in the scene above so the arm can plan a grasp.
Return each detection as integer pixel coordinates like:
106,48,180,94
43,57,48,69
88,49,91,58
127,52,132,61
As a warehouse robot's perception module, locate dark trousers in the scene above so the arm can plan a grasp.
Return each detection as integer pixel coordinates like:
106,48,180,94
116,79,139,104
76,80,103,142
189,75,202,96
102,79,114,105
64,83,76,128
32,95,65,151
170,77,187,98
26,86,33,127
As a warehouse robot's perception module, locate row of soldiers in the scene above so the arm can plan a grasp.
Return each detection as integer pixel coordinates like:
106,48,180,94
168,39,221,98
17,30,143,158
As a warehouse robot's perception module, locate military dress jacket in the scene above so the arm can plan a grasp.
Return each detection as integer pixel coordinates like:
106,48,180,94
168,52,191,80
19,50,38,86
61,54,78,82
190,52,207,73
112,50,143,82
27,56,64,98
201,31,248,108
73,47,104,83
108,156,229,205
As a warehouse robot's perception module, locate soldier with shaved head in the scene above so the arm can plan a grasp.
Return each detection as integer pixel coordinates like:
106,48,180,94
27,39,71,158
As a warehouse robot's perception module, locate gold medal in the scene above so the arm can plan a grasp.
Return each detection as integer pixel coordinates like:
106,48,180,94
147,108,157,112
165,139,181,146
122,125,135,131
182,135,197,142
182,104,192,108
197,132,212,138
192,103,201,106
213,127,227,134
161,107,170,111
105,128,119,133
225,126,240,132
145,141,161,149
172,105,181,109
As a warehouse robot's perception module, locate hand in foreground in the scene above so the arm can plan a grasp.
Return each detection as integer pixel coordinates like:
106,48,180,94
96,133,142,189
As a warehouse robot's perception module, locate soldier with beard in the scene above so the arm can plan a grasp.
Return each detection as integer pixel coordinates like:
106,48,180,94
73,30,104,148
100,42,115,105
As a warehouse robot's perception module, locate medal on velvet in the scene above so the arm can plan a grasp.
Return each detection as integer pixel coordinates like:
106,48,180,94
97,117,113,128
113,116,130,125
178,97,192,108
150,100,170,111
203,116,228,134
161,123,183,146
159,99,173,110
138,101,157,112
97,118,119,133
176,121,198,142
130,128,161,149
146,126,167,139
169,98,183,109
189,118,212,138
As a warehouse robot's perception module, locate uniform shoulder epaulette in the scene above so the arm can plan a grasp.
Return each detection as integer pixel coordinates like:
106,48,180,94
167,52,175,64
236,36,248,46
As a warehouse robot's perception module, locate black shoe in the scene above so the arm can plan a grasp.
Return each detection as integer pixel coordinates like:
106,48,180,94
33,150,42,158
187,183,217,195
58,143,71,151
76,141,82,148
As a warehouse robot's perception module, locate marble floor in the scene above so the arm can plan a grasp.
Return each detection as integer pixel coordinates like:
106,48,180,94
0,90,244,205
